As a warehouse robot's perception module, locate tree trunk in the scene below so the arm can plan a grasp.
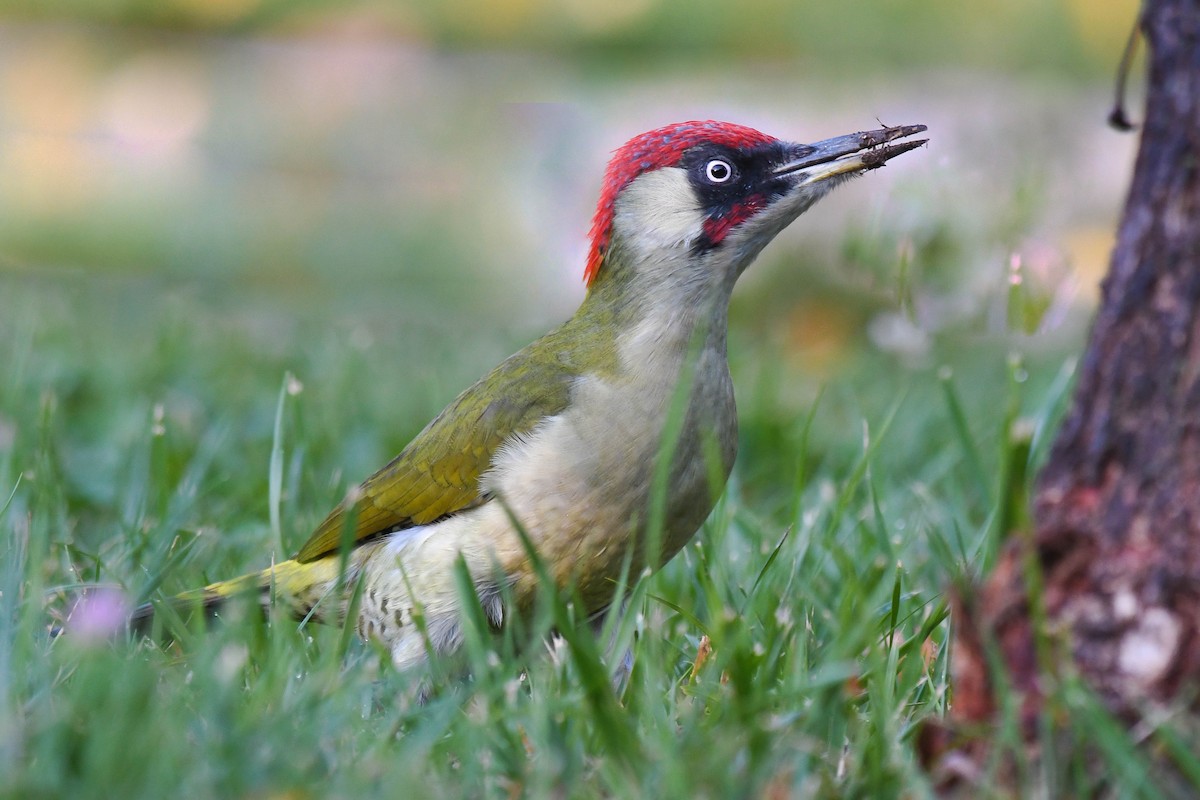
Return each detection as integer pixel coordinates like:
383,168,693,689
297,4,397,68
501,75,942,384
1033,0,1200,710
926,0,1200,778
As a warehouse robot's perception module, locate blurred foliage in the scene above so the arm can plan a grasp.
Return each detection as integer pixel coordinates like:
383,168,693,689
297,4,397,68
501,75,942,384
2,0,1139,78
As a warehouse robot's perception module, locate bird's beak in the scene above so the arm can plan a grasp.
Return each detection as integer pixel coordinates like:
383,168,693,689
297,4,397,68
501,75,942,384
774,123,927,184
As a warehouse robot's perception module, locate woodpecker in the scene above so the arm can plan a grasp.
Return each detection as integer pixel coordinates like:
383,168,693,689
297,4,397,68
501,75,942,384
132,120,927,669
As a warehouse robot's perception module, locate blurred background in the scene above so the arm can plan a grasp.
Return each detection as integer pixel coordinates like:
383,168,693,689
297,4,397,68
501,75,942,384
0,0,1142,555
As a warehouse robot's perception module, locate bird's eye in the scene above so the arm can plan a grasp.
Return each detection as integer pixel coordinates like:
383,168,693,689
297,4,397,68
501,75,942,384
705,159,733,183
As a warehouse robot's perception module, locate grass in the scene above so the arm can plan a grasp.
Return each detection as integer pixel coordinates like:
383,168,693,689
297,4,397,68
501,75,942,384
0,168,1192,799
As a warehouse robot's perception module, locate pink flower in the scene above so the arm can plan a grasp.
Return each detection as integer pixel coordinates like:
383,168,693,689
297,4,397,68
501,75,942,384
67,589,131,644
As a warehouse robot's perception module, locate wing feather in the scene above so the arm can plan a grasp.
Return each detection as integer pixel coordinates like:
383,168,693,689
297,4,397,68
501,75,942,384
295,336,588,563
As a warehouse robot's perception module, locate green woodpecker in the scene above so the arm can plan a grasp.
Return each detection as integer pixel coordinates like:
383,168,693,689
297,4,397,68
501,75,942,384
133,120,926,669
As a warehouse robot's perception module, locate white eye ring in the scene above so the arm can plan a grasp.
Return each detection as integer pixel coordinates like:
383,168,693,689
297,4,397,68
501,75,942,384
705,159,733,183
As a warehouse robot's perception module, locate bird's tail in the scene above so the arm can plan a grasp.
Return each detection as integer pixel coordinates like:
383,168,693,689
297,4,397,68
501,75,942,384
129,557,347,637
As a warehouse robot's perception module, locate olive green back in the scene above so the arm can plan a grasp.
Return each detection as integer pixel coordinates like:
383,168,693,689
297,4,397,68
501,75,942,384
295,307,622,563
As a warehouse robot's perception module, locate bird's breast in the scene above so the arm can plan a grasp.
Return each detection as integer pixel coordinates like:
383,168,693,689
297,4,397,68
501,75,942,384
481,315,738,608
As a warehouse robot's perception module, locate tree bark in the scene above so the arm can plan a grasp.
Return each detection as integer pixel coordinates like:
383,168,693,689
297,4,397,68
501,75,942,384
1033,0,1200,709
926,0,1200,778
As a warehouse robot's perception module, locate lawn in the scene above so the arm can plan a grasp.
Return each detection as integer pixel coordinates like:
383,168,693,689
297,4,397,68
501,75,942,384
0,259,1069,799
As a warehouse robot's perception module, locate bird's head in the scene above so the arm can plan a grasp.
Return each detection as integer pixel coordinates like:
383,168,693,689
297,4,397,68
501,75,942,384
584,120,926,294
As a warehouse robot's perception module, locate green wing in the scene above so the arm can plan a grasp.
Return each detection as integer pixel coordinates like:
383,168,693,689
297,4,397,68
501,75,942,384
295,321,614,563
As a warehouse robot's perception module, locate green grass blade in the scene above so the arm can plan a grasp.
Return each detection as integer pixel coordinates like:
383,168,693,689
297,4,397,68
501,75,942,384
269,372,292,554
938,366,991,504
